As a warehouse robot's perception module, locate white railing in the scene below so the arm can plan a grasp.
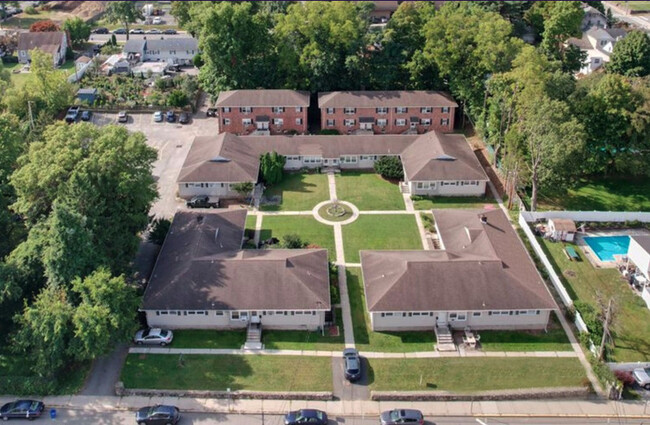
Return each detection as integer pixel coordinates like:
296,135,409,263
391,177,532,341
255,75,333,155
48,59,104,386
521,211,650,223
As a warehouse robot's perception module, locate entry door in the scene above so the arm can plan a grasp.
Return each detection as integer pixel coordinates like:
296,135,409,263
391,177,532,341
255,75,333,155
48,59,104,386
331,159,339,165
360,122,372,130
250,311,261,324
436,312,447,326
323,159,330,165
410,121,417,129
257,121,269,130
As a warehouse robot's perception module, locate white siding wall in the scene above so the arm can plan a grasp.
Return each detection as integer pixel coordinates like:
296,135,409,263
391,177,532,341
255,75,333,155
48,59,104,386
408,180,486,197
144,49,196,64
145,310,326,330
629,238,650,280
178,182,253,199
370,310,550,331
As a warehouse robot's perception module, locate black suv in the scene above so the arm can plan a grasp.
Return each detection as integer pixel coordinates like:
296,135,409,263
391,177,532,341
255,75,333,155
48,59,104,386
343,348,361,381
136,405,180,425
206,108,218,117
186,195,219,209
92,27,109,34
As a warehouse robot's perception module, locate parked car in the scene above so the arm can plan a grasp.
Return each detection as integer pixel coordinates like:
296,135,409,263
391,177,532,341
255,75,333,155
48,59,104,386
65,106,80,123
186,195,219,209
343,348,361,381
136,405,180,425
113,28,127,34
91,27,109,34
633,367,650,390
179,112,190,124
0,400,45,421
380,409,424,425
166,110,175,122
153,111,163,122
118,111,128,123
146,29,162,34
163,29,177,35
152,17,162,25
130,28,144,34
81,110,92,121
206,108,218,117
284,409,327,425
134,328,173,346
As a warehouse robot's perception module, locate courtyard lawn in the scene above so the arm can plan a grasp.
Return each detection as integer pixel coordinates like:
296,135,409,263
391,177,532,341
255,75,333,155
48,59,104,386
171,330,246,349
259,215,335,258
263,308,344,351
121,354,332,392
535,177,650,212
540,238,650,362
261,173,329,212
412,195,497,211
478,312,572,352
347,268,435,352
336,172,405,211
368,357,587,392
342,215,422,263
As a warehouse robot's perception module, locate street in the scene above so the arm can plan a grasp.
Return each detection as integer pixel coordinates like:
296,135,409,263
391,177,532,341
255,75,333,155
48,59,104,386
26,409,650,425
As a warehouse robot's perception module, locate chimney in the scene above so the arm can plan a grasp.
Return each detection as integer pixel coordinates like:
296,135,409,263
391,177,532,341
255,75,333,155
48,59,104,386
480,215,487,224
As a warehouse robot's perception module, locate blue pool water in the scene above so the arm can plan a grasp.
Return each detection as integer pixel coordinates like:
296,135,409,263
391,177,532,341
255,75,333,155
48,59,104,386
583,236,630,262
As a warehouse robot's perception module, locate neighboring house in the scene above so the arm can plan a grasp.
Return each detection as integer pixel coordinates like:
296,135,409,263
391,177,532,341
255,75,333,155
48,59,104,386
360,209,557,332
216,90,310,136
567,27,627,75
142,209,331,330
366,1,400,23
629,236,650,281
132,61,168,77
547,218,577,242
123,36,198,65
582,3,607,31
76,88,97,105
177,131,488,199
101,54,130,75
317,91,457,135
75,55,92,71
17,31,68,66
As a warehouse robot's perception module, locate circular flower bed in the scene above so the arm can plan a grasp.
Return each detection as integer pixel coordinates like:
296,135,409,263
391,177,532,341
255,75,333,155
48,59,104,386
317,202,353,222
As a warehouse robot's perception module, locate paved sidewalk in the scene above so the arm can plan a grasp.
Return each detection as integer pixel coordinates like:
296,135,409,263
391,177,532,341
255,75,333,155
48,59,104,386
253,214,263,246
327,172,338,200
12,395,650,418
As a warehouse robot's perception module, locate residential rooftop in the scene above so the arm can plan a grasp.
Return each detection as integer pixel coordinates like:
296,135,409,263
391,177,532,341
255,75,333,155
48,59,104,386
215,90,311,107
318,91,458,108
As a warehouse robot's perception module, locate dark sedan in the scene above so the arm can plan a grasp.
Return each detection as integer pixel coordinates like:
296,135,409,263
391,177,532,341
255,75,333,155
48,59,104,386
0,400,44,420
284,409,327,425
135,405,180,425
179,112,190,124
166,110,176,122
91,27,109,34
343,348,362,381
112,28,127,34
163,29,177,35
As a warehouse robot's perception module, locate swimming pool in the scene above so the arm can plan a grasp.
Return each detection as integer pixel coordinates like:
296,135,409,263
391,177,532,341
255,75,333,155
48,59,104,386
583,235,630,262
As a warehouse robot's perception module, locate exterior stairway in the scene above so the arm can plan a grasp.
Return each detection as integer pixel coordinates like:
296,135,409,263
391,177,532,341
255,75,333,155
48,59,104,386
399,182,410,194
434,325,456,352
243,322,264,350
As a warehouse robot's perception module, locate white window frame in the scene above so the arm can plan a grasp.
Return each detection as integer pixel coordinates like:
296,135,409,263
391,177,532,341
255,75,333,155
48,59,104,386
395,107,408,113
344,119,355,127
421,118,431,126
222,107,231,113
341,155,357,164
242,118,252,126
273,118,284,126
344,107,356,115
442,106,450,113
376,107,388,114
421,107,432,113
396,118,406,126
377,118,387,127
272,106,285,114
230,311,240,320
440,118,450,126
449,312,467,321
295,106,302,112
326,107,335,115
295,118,302,125
240,107,252,114
326,119,335,127
223,118,231,126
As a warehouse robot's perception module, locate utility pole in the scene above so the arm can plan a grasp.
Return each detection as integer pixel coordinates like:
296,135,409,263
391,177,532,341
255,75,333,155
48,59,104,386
27,100,34,131
599,299,613,361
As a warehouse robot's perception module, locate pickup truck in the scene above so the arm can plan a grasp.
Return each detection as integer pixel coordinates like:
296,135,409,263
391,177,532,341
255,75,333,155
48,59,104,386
186,195,219,209
65,106,80,123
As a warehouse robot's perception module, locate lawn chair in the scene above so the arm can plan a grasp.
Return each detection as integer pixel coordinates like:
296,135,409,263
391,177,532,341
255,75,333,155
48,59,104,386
564,246,580,261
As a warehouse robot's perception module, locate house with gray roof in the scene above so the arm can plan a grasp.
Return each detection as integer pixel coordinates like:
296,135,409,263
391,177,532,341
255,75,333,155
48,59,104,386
361,208,556,332
177,131,488,199
142,209,331,331
17,31,68,66
123,36,198,65
567,26,627,75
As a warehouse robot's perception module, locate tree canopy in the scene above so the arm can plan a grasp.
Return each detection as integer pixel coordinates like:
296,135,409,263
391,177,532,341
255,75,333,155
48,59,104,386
608,30,650,77
62,17,91,48
104,1,143,40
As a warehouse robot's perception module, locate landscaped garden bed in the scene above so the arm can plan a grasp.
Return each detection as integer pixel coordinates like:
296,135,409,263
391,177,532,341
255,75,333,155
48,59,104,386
335,171,405,211
342,215,422,263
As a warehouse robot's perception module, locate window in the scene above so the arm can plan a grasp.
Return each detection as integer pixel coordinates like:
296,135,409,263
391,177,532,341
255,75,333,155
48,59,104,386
223,107,231,113
344,119,355,127
395,107,408,113
376,107,388,114
341,155,357,164
215,311,224,316
326,107,335,115
170,50,176,55
287,156,301,161
440,118,450,126
295,106,302,112
360,155,377,161
160,311,168,315
421,107,432,113
295,118,302,125
231,311,240,320
242,118,252,126
272,106,285,113
395,118,406,126
381,312,394,317
472,312,481,317
240,107,252,113
273,118,284,126
326,119,335,127
223,118,231,126
344,107,356,115
594,58,601,64
416,182,430,189
442,106,450,113
377,118,387,127
449,312,467,321
421,118,431,126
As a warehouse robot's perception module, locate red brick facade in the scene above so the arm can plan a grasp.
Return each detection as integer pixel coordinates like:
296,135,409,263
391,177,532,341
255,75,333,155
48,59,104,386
219,106,308,135
320,106,455,135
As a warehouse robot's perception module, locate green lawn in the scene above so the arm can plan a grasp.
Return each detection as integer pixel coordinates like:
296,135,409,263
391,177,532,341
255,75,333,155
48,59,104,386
263,308,344,351
347,268,435,352
259,215,335,258
478,312,572,352
6,60,75,90
368,357,587,392
536,177,650,212
626,1,650,11
342,215,422,263
412,195,497,210
172,330,246,349
121,354,333,392
539,237,650,362
2,10,59,29
335,172,405,211
261,173,329,211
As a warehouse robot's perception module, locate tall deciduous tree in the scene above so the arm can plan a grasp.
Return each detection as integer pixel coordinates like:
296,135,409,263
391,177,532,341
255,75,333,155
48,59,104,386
260,152,286,185
608,31,650,77
0,113,25,258
62,17,91,48
104,1,143,41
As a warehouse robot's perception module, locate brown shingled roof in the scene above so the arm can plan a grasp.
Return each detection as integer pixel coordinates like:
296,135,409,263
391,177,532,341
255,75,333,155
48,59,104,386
216,90,310,107
18,32,66,56
142,209,330,311
318,91,458,108
361,209,556,312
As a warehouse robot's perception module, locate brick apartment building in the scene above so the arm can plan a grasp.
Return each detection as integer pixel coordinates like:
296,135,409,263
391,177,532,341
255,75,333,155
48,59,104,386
317,91,457,135
215,90,310,135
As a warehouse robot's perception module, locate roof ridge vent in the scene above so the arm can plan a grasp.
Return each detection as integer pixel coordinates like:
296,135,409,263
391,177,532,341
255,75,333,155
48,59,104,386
436,154,456,161
210,156,231,163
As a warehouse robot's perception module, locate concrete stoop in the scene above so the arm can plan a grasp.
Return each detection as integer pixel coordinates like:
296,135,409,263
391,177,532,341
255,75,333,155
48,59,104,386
435,326,457,352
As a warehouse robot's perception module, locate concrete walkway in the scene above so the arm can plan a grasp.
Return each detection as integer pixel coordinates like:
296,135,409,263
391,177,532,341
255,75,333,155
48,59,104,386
14,395,650,418
253,214,263,247
404,192,430,250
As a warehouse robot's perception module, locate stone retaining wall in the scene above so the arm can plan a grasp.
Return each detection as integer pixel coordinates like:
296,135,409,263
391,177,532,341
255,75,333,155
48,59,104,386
116,383,332,400
371,386,592,401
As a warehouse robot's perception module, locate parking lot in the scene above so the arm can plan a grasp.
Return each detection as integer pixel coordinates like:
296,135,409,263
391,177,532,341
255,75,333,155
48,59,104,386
91,108,220,218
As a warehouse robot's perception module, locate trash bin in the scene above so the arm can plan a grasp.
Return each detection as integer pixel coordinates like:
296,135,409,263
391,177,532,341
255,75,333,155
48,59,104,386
49,408,56,419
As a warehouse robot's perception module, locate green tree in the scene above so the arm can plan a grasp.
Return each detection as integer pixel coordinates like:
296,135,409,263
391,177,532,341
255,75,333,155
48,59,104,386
62,17,91,48
147,217,171,245
104,1,143,41
0,113,25,258
608,31,650,77
281,233,306,249
374,156,404,180
167,89,188,107
259,151,285,185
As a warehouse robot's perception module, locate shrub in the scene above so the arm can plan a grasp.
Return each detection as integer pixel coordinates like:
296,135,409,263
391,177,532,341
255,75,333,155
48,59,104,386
574,300,604,342
25,6,37,14
148,218,171,245
615,370,636,387
100,44,121,55
231,182,254,197
374,156,404,180
281,233,306,249
260,151,286,185
167,89,189,107
192,53,204,68
318,129,340,135
330,284,340,304
29,20,60,32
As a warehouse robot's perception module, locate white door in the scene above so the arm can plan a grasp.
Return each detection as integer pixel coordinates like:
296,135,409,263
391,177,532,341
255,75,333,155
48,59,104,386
332,159,339,165
436,312,447,326
323,159,330,166
360,122,372,130
410,121,417,129
257,121,269,130
250,311,261,324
